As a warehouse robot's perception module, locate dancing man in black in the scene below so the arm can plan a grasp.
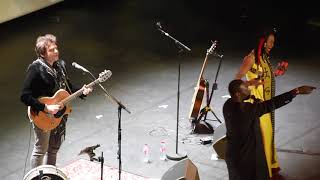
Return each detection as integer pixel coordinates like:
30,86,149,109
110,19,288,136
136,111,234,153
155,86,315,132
223,79,315,180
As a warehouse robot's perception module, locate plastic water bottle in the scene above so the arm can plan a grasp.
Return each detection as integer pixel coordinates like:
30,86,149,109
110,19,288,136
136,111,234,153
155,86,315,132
159,141,166,161
143,144,150,163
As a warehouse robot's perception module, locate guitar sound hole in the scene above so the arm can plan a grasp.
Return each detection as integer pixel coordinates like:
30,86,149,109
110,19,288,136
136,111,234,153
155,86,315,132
54,106,66,118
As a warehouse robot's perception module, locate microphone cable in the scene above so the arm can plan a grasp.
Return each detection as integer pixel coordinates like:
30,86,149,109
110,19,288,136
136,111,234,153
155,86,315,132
22,121,33,179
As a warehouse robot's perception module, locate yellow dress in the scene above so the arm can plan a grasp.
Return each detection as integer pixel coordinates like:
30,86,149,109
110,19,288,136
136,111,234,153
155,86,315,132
245,52,279,177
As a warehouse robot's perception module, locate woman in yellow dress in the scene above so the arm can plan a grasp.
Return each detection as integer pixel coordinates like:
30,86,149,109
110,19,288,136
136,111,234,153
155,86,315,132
235,29,282,179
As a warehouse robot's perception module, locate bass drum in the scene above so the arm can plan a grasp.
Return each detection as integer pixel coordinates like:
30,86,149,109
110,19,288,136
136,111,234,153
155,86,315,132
23,165,68,180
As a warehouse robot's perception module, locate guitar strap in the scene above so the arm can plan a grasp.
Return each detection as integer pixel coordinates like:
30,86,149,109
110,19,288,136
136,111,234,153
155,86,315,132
35,58,57,79
35,58,60,93
52,61,70,142
55,60,72,93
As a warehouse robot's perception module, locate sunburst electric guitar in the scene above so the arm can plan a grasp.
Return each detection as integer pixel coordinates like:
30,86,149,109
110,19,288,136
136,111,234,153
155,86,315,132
189,41,218,123
27,70,112,131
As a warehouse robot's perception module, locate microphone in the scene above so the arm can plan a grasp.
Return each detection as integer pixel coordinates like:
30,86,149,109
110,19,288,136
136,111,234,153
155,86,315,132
72,62,89,73
156,22,162,29
79,144,100,155
79,144,100,161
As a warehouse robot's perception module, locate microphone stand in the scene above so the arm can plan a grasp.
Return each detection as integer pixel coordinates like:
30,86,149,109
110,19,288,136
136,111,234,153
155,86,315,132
157,24,189,161
91,152,104,180
84,69,131,180
99,152,104,180
78,144,103,179
157,27,191,52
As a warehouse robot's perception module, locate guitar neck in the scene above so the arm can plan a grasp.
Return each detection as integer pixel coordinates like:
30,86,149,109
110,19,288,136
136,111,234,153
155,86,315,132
61,79,99,104
196,54,209,85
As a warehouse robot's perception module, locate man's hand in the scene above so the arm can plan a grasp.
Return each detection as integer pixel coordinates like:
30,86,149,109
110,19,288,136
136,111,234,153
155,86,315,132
82,85,93,95
296,86,316,95
45,104,61,114
245,79,264,87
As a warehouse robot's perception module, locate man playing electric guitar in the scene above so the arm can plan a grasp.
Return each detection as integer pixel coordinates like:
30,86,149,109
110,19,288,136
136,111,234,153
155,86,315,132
20,34,92,169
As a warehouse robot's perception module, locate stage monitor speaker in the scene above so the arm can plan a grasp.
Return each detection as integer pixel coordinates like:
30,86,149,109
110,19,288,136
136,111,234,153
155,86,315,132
212,123,227,159
161,158,200,180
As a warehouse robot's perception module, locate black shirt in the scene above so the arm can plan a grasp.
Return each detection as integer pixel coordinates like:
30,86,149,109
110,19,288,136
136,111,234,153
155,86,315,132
223,92,295,180
20,58,80,112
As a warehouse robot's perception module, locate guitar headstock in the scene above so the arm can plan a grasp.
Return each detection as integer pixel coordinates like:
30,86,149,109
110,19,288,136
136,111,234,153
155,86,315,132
207,40,218,55
98,70,112,83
